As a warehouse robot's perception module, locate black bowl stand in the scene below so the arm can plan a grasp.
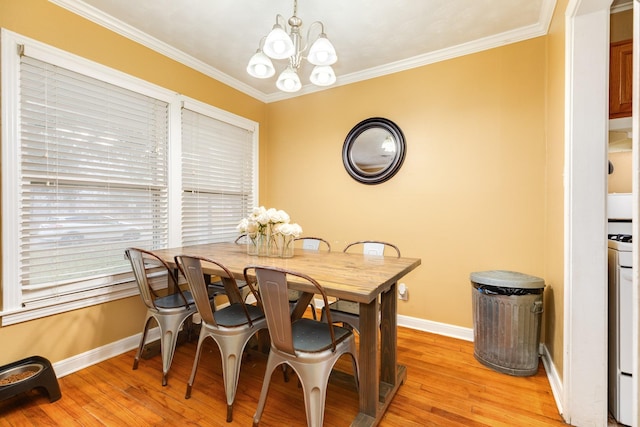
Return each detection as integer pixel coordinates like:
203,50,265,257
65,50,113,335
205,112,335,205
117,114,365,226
0,356,61,403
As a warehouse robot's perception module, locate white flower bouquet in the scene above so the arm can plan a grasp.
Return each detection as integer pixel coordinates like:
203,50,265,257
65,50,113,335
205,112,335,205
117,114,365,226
237,206,302,257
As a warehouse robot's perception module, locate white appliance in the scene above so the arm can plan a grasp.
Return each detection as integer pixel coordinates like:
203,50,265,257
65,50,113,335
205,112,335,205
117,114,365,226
607,193,633,425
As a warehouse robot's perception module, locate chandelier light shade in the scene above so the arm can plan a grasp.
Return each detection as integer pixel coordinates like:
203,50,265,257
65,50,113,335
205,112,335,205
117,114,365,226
309,65,336,86
246,50,276,78
247,0,337,93
263,25,295,59
276,66,303,92
307,35,337,66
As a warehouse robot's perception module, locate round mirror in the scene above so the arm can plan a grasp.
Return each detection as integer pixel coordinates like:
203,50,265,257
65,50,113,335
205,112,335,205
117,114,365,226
342,117,406,184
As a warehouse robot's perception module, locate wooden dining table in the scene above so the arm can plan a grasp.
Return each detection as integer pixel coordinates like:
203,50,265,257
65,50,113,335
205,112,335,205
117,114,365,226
152,242,421,426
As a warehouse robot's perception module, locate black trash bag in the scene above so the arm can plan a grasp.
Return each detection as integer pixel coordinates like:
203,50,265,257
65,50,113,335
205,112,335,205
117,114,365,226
473,283,542,296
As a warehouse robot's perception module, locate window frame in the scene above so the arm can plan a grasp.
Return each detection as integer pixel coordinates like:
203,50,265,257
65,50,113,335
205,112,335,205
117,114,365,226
0,29,258,325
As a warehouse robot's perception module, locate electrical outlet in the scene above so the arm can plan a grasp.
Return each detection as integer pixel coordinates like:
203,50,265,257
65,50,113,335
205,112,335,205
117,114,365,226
398,282,408,301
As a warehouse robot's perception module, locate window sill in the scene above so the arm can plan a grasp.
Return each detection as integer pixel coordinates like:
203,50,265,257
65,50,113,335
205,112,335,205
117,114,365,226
1,282,139,326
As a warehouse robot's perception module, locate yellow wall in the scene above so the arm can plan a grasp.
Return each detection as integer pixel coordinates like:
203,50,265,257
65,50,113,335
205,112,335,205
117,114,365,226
0,0,266,366
0,298,146,364
542,0,567,377
265,39,547,328
0,0,568,381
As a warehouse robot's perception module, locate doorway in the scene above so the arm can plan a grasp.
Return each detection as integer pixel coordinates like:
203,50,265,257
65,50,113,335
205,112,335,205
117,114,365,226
564,1,609,425
565,0,638,426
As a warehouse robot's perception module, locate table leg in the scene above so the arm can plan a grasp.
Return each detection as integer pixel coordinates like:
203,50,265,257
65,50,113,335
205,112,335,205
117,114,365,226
357,298,379,421
352,283,406,426
290,292,314,320
380,283,399,392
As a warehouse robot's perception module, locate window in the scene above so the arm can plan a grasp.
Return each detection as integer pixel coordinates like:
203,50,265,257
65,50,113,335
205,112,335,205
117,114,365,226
1,30,257,325
181,102,257,246
18,54,170,304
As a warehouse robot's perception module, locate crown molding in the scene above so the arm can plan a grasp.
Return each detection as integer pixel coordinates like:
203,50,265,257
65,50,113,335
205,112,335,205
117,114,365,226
49,0,269,102
266,0,557,102
334,0,555,88
50,0,557,104
336,25,549,89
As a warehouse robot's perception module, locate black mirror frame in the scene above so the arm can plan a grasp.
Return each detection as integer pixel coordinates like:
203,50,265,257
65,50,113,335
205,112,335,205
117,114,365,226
342,117,406,185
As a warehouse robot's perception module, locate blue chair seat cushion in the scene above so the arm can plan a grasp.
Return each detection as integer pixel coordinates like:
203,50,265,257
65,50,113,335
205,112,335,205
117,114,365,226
292,318,352,352
214,303,264,327
153,290,195,309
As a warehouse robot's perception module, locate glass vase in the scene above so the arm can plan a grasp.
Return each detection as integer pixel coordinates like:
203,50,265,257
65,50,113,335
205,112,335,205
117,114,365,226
247,234,259,256
268,230,280,257
257,232,268,257
281,234,295,258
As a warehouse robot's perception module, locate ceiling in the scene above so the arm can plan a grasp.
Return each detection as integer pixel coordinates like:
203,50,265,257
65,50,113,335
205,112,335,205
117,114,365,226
51,0,627,103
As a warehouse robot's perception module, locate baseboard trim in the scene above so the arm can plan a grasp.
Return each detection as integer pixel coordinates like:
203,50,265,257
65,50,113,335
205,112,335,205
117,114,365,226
397,314,474,341
53,314,477,377
50,312,564,422
53,328,159,378
540,342,564,418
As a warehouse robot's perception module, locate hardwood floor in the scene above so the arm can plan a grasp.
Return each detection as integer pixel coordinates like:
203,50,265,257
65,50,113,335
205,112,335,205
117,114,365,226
0,326,567,426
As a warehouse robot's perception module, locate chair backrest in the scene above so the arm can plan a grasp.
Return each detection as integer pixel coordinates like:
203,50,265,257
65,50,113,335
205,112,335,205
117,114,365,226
234,233,248,244
343,240,401,258
244,266,337,355
175,255,256,327
125,247,187,309
294,236,331,252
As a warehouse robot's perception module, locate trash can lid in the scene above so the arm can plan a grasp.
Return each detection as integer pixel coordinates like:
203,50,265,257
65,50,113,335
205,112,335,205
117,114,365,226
470,270,545,289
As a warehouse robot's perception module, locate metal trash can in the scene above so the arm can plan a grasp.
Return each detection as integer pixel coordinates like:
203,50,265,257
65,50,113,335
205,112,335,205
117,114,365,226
470,270,544,376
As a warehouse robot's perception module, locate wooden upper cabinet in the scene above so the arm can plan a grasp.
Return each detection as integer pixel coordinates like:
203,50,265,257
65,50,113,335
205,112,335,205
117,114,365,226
610,39,633,119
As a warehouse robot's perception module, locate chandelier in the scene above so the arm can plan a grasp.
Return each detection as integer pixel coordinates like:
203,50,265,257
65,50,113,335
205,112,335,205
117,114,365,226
246,0,337,93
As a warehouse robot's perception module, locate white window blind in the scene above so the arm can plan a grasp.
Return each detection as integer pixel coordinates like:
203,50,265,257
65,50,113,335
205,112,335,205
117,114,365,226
2,30,258,324
18,54,169,303
181,108,255,246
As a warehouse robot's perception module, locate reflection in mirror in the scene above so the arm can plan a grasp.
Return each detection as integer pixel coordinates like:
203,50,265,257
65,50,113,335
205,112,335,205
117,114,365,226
350,128,397,175
342,117,406,185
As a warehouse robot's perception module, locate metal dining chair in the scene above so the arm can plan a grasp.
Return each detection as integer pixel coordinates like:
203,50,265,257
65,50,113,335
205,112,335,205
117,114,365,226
125,247,198,386
234,233,248,244
294,236,332,252
288,237,332,320
321,240,401,333
203,234,252,310
244,265,359,427
175,254,267,423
